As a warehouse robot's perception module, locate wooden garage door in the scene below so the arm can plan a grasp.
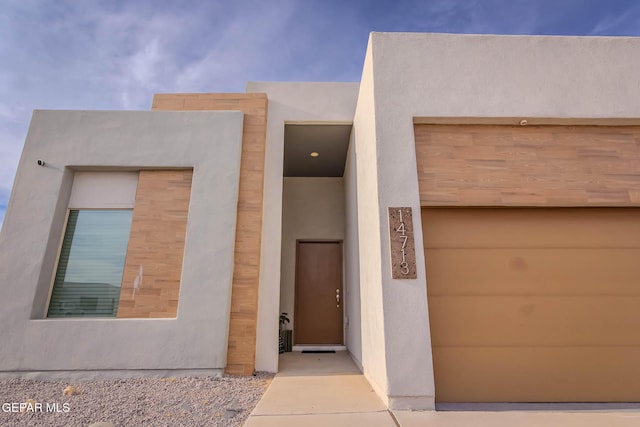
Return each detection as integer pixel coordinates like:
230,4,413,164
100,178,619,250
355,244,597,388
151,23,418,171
423,207,640,403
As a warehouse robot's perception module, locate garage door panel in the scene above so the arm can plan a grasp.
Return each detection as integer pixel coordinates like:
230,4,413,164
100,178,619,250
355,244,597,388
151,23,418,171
425,248,640,296
422,208,640,249
429,296,640,347
433,346,640,403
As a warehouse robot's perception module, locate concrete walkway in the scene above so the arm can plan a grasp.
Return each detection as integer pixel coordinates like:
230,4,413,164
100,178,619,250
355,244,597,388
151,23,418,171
244,351,640,427
244,351,396,426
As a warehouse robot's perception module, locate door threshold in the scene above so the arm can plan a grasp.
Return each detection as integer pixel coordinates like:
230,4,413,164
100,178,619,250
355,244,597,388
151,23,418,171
292,345,346,352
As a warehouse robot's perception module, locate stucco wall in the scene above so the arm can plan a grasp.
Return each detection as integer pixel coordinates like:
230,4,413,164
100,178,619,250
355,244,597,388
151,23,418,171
351,35,391,403
343,132,362,367
246,82,359,372
280,178,345,334
364,32,640,409
0,110,244,374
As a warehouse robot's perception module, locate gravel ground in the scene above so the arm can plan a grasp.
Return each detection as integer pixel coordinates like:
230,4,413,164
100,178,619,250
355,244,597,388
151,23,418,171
0,373,273,427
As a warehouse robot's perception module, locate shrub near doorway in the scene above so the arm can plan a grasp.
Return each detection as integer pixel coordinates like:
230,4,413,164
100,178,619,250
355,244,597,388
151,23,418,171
279,313,292,353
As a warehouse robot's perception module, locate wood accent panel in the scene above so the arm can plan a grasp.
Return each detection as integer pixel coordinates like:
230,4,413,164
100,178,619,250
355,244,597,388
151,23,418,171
414,125,640,206
294,242,343,345
423,207,640,402
118,170,192,318
153,93,267,375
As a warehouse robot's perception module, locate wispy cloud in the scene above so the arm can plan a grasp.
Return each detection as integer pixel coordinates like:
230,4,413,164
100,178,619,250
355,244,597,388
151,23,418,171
1,0,640,228
174,1,298,91
589,3,640,35
0,0,307,226
359,0,545,35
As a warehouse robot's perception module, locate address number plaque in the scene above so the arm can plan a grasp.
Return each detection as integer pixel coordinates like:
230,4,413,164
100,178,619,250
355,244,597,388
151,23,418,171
388,207,417,279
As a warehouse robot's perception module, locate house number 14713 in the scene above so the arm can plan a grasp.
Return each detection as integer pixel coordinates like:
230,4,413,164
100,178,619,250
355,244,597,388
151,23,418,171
388,207,417,279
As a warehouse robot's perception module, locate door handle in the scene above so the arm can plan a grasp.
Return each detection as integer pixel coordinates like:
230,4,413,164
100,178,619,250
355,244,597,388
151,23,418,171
336,289,340,307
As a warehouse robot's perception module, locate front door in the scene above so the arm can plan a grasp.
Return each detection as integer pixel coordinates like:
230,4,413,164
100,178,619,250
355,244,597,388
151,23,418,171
294,241,343,345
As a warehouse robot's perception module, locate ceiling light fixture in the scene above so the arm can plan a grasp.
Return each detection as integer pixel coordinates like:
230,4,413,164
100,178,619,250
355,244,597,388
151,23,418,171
310,151,319,157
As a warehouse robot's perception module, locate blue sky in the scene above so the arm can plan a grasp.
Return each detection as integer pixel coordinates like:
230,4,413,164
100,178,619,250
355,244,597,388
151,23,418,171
1,0,640,228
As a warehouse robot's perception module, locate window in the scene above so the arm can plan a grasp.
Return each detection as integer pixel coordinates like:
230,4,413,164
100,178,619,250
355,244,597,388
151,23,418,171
47,209,133,318
45,171,138,318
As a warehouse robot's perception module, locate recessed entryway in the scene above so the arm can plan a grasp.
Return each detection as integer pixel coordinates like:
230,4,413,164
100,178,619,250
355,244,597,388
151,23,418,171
279,123,352,353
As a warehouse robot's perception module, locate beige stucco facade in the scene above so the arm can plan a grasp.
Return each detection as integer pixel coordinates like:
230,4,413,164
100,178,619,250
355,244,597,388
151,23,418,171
1,33,640,409
0,110,244,377
355,32,640,408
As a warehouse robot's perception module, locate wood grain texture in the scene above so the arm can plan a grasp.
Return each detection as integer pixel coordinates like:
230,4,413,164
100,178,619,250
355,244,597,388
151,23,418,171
423,207,640,402
414,125,640,206
153,93,267,375
294,242,343,345
118,170,192,318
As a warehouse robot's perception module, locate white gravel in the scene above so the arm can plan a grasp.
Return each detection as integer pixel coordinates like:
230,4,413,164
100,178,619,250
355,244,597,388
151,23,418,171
0,373,273,427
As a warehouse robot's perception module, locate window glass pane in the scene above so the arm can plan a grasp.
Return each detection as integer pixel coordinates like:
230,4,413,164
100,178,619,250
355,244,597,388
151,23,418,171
47,210,133,318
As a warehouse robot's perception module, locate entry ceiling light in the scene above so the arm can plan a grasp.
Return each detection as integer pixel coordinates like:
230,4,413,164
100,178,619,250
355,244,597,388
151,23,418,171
310,151,320,158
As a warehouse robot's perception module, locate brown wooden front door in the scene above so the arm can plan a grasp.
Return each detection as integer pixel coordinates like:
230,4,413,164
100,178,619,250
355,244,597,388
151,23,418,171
294,241,343,345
